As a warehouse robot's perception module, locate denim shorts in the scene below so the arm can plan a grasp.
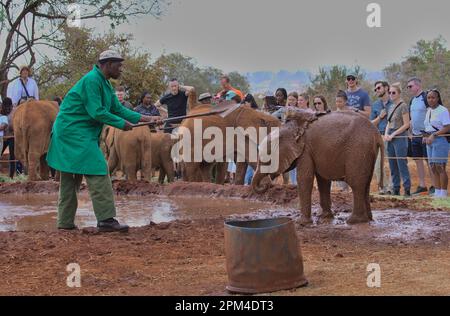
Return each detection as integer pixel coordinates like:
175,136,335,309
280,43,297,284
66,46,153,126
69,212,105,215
411,136,428,158
426,137,449,164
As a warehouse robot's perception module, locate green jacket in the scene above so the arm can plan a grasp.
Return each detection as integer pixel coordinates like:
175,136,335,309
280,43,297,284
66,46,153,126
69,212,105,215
47,65,141,175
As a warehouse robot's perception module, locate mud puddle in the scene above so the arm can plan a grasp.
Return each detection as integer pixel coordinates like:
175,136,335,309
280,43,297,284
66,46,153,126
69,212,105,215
228,207,450,245
0,194,276,232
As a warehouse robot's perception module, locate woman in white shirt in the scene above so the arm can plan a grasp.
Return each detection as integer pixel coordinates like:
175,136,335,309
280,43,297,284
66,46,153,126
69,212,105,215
423,89,450,198
7,66,39,106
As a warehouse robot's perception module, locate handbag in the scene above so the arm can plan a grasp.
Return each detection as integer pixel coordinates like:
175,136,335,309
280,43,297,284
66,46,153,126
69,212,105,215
19,78,35,102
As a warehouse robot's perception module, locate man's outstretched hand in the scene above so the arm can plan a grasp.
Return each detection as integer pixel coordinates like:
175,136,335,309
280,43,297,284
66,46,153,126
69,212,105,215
140,115,164,126
123,121,134,131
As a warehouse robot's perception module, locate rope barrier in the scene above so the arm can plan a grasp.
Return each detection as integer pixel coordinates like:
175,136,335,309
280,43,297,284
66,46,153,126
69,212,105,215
385,134,450,139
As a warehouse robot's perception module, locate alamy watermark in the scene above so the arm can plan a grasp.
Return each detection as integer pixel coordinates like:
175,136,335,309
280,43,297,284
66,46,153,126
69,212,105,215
366,263,381,288
170,120,280,173
366,3,381,28
66,263,81,288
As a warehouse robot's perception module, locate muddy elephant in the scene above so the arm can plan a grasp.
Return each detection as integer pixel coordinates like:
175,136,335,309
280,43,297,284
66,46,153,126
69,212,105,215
179,102,281,184
107,126,152,182
150,132,176,184
252,109,384,224
12,100,59,181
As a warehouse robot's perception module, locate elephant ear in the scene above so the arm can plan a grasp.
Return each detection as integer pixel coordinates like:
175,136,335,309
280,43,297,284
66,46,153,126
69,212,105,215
272,109,318,174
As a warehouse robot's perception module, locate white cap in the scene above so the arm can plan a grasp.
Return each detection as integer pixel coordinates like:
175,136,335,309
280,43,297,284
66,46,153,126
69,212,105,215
99,50,124,62
198,92,212,101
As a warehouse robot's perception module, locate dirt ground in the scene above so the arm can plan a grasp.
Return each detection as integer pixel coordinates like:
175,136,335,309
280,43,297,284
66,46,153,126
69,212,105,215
1,163,450,296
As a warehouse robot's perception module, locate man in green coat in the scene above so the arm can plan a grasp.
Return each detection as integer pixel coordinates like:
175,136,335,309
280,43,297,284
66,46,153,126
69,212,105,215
47,50,160,232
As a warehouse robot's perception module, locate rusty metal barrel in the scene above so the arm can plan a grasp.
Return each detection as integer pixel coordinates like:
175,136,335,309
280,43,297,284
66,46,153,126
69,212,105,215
224,217,308,294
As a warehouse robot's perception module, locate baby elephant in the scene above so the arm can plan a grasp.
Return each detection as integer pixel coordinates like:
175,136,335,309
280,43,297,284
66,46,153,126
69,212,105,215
107,126,152,182
252,109,384,225
150,132,176,184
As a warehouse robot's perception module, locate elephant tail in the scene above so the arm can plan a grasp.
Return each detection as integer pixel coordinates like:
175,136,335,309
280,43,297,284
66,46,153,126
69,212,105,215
378,134,384,190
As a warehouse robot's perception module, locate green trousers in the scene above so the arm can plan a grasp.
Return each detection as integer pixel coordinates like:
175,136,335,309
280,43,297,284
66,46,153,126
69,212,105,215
57,172,116,228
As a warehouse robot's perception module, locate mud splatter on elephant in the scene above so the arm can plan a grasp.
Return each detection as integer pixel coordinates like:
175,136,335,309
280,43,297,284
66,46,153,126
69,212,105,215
12,100,59,181
252,109,384,225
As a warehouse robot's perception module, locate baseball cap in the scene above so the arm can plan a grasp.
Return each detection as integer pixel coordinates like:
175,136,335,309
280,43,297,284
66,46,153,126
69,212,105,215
99,50,124,63
198,92,212,102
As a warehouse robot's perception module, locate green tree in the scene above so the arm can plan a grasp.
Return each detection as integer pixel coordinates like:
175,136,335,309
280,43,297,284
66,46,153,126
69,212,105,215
36,27,165,105
384,37,450,105
0,0,169,98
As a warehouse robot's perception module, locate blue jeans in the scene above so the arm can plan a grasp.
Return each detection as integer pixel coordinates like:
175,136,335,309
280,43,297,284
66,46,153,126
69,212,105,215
426,136,449,165
387,130,411,191
244,166,254,185
289,168,297,185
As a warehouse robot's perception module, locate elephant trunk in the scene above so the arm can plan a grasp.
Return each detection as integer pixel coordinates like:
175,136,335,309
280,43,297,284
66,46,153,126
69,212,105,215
251,169,273,194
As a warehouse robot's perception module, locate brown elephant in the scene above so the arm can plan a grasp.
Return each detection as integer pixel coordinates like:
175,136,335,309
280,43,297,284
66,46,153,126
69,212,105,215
107,126,152,182
150,132,176,184
252,109,384,225
179,102,281,184
12,100,59,181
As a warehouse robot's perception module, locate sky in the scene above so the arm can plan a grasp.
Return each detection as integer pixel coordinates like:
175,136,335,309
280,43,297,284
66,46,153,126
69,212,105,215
85,0,449,74
5,0,449,75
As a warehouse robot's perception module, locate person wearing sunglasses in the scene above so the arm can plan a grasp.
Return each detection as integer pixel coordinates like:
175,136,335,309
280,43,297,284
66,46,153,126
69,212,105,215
384,83,411,197
345,74,371,117
312,95,328,112
407,77,435,195
422,89,450,198
370,81,393,194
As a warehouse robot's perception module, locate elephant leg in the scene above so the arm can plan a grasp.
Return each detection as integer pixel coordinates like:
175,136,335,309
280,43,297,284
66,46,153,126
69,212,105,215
124,165,138,183
297,156,315,225
215,162,227,185
163,160,175,183
108,148,119,176
158,168,166,184
142,164,153,182
235,162,247,185
39,155,50,181
347,185,371,224
201,163,213,182
27,151,40,181
316,173,333,220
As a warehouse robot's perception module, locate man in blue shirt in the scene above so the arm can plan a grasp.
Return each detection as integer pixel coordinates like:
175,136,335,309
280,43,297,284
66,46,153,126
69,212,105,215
370,81,393,194
346,73,371,117
407,77,435,195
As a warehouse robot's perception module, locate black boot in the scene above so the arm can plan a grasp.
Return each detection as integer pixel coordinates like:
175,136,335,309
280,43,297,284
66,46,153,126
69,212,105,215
392,189,400,196
97,218,129,233
404,189,411,197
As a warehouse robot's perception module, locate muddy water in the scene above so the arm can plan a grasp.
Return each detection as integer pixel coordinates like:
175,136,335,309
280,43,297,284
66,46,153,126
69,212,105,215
0,194,276,232
1,194,449,245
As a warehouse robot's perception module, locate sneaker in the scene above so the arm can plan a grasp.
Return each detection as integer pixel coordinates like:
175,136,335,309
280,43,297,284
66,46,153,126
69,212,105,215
97,218,129,233
412,186,428,195
429,186,436,195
